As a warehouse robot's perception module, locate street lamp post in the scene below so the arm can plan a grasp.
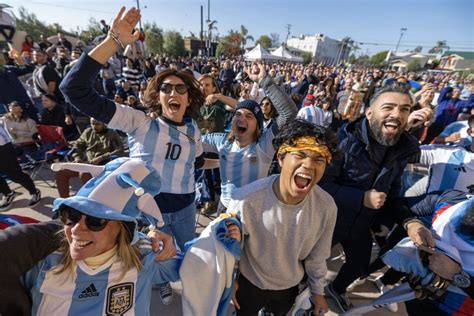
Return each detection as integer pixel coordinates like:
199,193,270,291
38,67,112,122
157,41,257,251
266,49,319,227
394,27,407,53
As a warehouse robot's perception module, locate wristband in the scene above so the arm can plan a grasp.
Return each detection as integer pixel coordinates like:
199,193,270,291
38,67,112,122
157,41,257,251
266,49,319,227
108,31,125,50
403,218,424,231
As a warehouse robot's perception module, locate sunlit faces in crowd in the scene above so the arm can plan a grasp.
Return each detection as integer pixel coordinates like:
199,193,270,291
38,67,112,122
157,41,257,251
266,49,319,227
62,210,122,261
366,92,412,146
231,108,259,146
277,149,327,205
159,75,190,122
198,76,217,97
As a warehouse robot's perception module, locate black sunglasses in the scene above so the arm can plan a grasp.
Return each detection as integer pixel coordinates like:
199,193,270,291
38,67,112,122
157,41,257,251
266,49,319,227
59,207,109,232
159,83,188,95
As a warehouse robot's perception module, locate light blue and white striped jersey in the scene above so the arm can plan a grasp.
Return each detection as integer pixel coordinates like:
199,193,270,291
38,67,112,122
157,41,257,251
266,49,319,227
0,117,13,146
108,103,203,194
439,120,471,148
419,145,474,194
296,105,324,126
203,128,275,207
24,239,180,316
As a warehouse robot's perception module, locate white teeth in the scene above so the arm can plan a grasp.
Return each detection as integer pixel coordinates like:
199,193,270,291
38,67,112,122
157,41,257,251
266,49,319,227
72,239,92,247
296,173,312,180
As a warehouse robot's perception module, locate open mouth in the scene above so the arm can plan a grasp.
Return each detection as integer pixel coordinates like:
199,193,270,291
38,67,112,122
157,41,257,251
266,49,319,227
71,238,93,249
169,100,181,112
294,173,312,190
383,120,401,134
237,126,247,134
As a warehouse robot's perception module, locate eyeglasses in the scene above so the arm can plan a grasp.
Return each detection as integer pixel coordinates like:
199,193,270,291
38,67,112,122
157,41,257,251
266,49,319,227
59,207,109,232
261,102,271,106
159,83,188,95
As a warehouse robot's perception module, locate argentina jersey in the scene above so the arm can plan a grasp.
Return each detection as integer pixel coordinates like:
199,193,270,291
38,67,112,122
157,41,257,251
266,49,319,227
24,240,180,316
108,103,203,194
203,128,275,207
296,105,324,127
419,145,474,194
0,118,13,145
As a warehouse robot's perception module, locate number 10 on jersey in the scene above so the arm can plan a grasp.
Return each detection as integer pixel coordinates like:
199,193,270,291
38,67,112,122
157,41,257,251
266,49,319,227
165,142,182,160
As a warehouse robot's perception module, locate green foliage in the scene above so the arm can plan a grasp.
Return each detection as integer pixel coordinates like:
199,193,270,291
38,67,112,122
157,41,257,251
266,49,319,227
407,60,422,72
428,40,449,54
255,35,271,49
15,6,69,40
369,50,389,67
300,52,312,65
79,18,103,42
163,31,185,57
143,22,164,55
269,33,280,48
216,30,242,57
215,42,225,58
412,46,423,53
239,25,253,51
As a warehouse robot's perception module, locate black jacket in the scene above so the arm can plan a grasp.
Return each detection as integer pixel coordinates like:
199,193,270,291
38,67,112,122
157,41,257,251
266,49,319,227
0,221,62,316
319,117,420,233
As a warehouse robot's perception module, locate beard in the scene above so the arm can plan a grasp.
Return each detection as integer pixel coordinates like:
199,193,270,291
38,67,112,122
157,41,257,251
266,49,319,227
368,116,403,147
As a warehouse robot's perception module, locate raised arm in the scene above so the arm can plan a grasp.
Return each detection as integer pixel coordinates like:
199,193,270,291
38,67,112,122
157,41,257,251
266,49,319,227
256,67,297,131
60,7,145,127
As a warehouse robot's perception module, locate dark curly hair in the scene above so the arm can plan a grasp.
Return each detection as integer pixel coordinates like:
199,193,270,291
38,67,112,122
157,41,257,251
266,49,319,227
272,118,339,159
143,69,204,120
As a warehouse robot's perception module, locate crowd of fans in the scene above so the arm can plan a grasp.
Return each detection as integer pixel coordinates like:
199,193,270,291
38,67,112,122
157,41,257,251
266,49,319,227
0,6,473,316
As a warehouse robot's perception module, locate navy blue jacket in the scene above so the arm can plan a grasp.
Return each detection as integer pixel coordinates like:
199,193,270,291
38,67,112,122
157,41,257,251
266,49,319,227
319,117,420,233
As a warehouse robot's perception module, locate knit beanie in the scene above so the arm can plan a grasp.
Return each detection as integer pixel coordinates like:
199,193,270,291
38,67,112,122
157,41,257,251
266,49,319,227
235,99,264,130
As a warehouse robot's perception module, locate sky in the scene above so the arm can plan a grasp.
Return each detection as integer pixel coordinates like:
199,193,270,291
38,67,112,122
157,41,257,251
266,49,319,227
4,0,474,55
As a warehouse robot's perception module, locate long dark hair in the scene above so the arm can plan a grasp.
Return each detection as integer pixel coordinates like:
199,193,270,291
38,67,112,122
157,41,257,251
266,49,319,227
144,69,204,120
7,101,29,121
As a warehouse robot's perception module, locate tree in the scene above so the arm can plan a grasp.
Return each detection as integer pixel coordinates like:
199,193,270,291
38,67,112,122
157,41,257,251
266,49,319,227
270,33,280,48
255,35,271,49
411,46,423,53
15,6,69,40
369,50,389,67
239,25,253,52
79,18,103,42
428,40,449,54
300,52,312,65
163,31,186,57
143,22,164,55
216,30,242,57
407,60,422,72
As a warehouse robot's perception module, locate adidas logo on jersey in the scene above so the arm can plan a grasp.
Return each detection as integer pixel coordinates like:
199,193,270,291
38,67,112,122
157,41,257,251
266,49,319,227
454,166,467,173
79,283,99,298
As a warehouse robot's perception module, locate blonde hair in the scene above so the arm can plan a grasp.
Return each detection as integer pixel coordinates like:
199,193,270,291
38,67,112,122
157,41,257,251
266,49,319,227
54,222,141,280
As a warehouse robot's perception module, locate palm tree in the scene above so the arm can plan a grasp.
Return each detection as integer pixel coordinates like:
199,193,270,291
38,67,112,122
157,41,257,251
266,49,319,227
428,40,450,54
240,25,254,54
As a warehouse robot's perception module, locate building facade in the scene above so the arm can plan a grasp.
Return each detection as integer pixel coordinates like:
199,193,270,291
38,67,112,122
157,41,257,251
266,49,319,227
286,33,351,64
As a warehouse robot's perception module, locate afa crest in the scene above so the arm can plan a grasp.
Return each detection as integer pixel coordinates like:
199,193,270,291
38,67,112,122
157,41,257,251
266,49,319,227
106,283,134,315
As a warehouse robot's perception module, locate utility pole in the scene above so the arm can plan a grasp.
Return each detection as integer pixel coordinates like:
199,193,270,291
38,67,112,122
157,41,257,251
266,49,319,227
285,24,292,46
135,0,142,29
394,27,407,53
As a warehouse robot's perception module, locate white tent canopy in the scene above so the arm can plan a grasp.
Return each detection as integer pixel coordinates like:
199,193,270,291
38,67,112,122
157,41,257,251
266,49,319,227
271,45,304,63
244,44,278,61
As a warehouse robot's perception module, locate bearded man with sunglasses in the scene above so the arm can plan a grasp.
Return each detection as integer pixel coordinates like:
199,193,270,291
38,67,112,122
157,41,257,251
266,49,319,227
60,7,219,305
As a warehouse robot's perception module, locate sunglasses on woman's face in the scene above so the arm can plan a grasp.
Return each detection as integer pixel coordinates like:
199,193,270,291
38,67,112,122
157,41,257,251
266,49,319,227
159,83,188,95
59,207,109,232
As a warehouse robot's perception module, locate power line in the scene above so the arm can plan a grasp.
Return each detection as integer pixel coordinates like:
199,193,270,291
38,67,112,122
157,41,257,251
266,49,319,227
29,1,115,15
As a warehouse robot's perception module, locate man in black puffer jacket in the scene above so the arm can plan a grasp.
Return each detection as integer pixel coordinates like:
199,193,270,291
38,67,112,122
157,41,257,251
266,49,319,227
320,82,435,313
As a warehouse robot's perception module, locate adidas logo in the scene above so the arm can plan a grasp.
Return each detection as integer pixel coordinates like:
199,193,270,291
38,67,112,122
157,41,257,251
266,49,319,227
79,283,99,298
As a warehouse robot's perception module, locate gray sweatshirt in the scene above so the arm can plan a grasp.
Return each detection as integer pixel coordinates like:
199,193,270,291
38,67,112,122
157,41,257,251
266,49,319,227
227,175,337,295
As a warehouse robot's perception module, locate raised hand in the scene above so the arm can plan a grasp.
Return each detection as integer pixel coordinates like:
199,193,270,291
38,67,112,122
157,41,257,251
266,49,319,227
109,6,142,46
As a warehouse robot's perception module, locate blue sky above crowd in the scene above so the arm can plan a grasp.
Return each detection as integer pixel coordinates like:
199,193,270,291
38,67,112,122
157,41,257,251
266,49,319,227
6,0,474,55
